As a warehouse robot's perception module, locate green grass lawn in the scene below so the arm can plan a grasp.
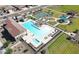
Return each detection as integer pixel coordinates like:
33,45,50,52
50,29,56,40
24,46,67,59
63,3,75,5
42,7,62,17
42,5,79,18
48,33,79,54
47,19,57,26
48,5,79,54
48,5,79,13
57,18,79,32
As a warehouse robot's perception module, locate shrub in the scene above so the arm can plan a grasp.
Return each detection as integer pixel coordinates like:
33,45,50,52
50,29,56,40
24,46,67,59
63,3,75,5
41,50,46,54
28,16,36,20
5,48,12,54
66,37,71,40
3,41,10,48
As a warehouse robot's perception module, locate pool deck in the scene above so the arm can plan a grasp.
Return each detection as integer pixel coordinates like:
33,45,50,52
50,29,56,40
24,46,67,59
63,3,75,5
18,20,61,51
29,29,61,52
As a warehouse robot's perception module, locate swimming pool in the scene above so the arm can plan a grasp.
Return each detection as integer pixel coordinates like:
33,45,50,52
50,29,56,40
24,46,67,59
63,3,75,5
21,20,51,47
59,15,68,21
31,39,42,47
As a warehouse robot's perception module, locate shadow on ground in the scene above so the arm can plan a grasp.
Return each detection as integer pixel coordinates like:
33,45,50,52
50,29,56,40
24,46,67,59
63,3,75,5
1,28,15,42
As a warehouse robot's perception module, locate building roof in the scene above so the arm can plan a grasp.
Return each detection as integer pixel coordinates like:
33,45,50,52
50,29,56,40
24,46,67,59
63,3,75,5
4,18,26,38
11,41,27,54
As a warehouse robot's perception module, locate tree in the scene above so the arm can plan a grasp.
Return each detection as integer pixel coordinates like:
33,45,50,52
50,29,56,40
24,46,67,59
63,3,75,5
20,18,24,22
28,16,36,20
3,41,10,48
5,48,12,54
41,50,46,54
73,29,79,33
66,37,71,40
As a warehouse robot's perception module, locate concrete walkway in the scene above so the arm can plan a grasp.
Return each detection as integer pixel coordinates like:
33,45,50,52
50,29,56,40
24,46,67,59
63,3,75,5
53,22,60,27
55,27,76,37
37,32,63,54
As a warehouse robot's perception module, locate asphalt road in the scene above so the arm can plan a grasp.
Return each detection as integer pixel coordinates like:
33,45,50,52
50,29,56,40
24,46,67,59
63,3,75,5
0,5,48,20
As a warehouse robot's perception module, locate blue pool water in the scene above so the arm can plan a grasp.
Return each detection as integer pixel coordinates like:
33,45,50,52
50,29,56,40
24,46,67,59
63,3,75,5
31,39,41,47
22,21,42,36
59,15,68,21
22,20,49,47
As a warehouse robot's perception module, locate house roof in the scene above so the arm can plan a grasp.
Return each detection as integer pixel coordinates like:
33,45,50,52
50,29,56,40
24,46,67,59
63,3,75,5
11,41,27,54
4,18,26,38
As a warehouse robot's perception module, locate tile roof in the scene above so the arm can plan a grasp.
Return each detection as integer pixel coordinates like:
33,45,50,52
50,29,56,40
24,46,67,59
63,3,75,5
5,18,26,38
